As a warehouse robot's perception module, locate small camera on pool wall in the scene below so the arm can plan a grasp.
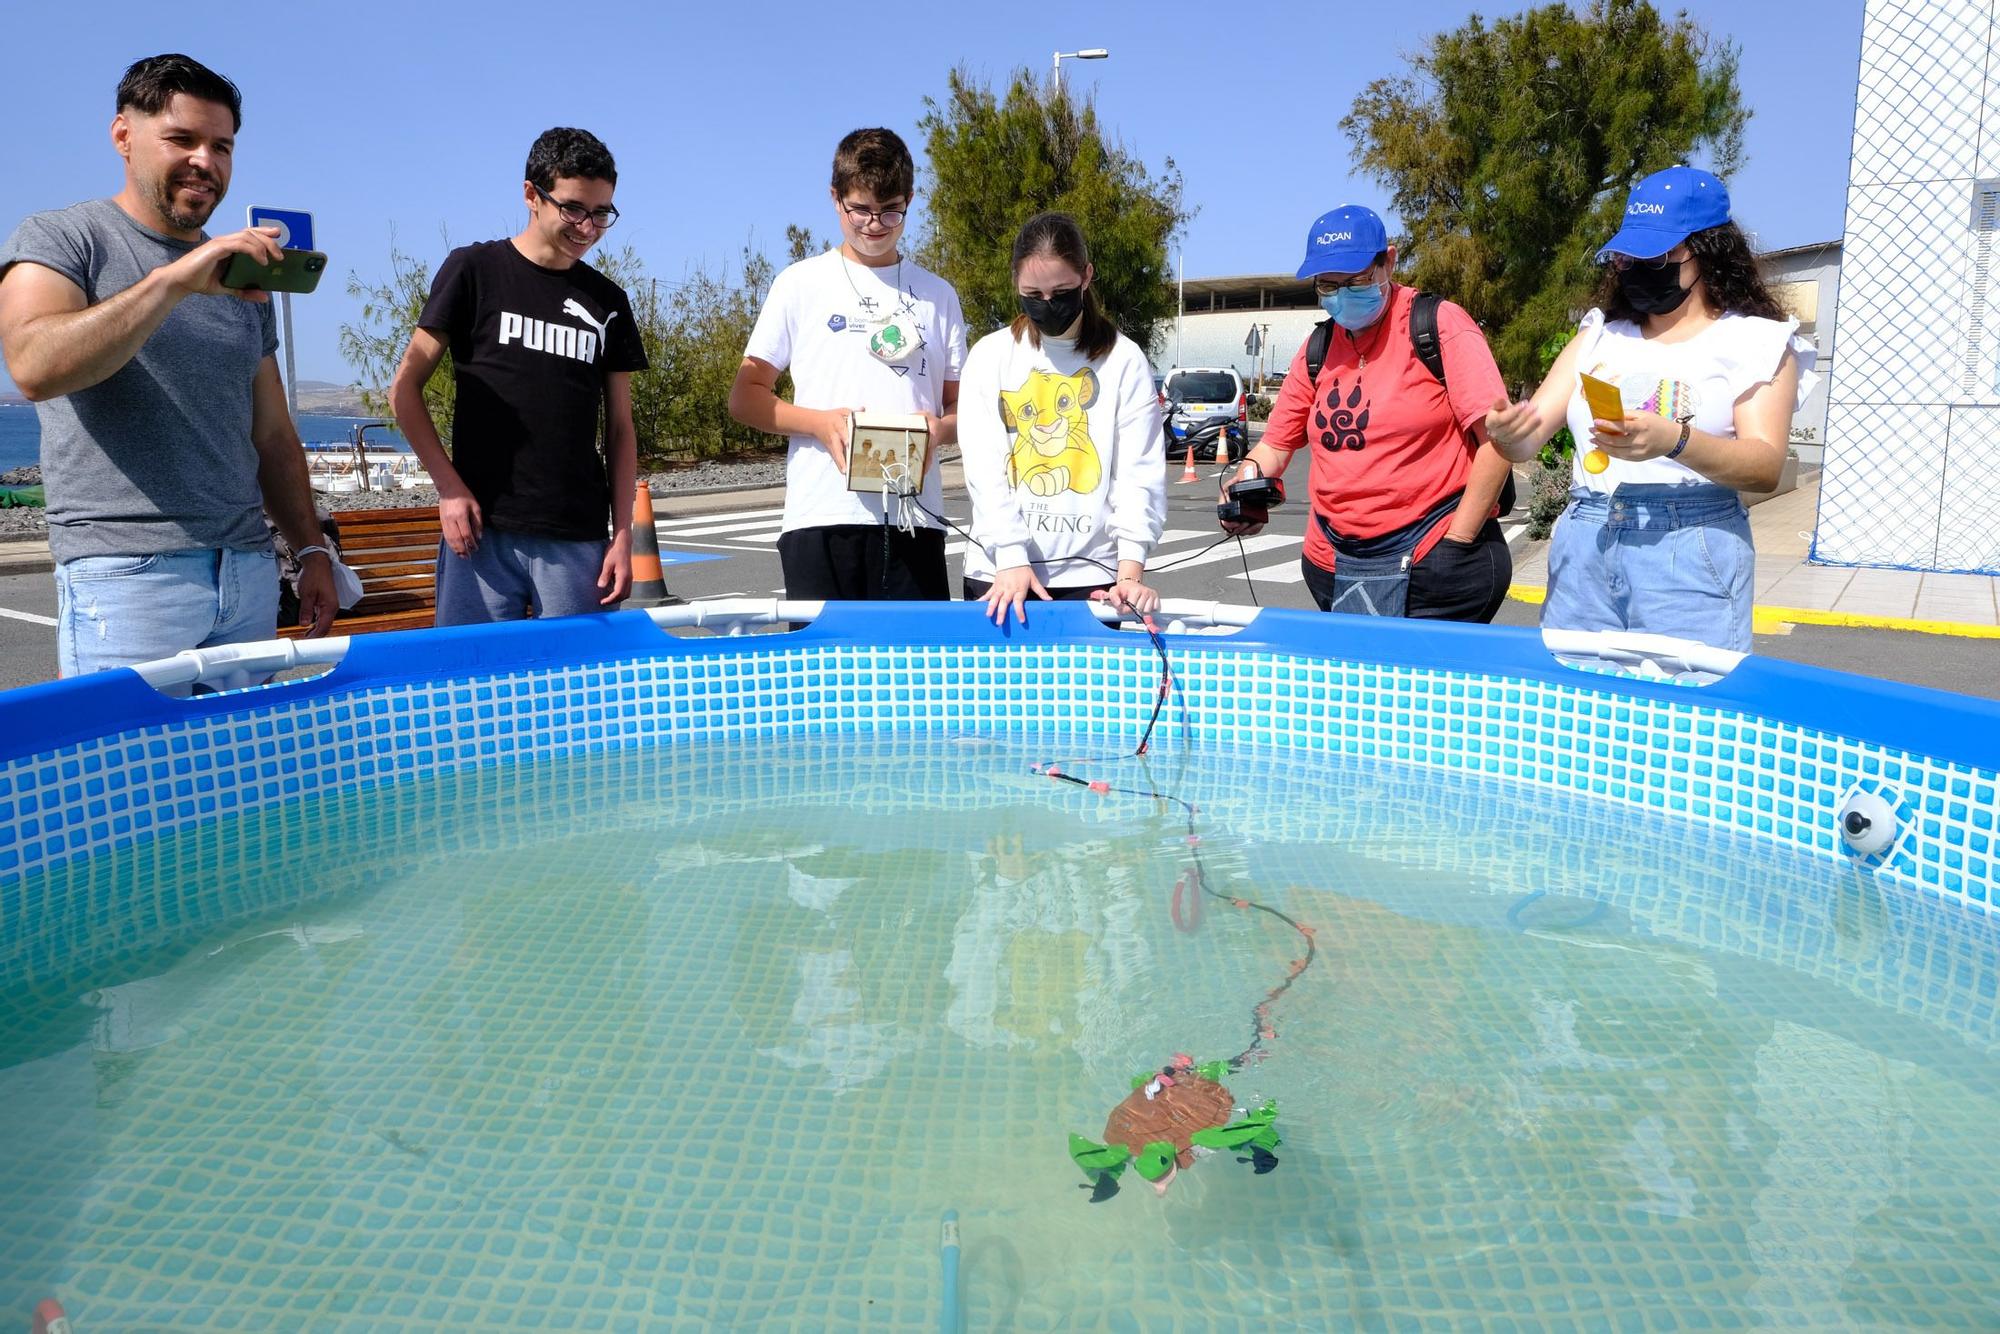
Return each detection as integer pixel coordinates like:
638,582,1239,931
1217,475,1285,525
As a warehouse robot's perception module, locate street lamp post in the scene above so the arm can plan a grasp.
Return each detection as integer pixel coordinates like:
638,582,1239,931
1052,47,1109,83
1176,246,1184,368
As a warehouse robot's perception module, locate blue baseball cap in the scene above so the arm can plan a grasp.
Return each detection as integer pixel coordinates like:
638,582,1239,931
1295,205,1389,280
1597,166,1732,260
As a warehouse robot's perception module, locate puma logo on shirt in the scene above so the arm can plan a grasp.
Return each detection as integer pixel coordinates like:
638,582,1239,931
496,302,618,363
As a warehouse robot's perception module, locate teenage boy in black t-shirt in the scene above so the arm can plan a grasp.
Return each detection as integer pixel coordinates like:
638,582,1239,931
390,127,648,625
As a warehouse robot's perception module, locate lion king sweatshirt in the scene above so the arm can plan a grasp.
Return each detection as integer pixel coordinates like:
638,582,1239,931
957,325,1165,588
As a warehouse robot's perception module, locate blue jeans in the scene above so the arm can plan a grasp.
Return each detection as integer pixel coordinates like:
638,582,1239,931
55,548,280,688
1542,485,1754,652
434,532,612,626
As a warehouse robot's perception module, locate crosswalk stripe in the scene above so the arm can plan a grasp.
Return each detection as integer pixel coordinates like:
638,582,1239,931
654,504,786,526
1153,533,1295,573
657,512,787,537
1230,561,1305,584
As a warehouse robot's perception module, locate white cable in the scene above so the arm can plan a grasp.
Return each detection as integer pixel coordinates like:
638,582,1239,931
880,459,919,537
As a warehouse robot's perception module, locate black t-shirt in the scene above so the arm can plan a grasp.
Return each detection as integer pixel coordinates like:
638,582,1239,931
418,240,648,539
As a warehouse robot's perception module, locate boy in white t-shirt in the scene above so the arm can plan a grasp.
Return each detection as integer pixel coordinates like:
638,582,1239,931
728,128,967,600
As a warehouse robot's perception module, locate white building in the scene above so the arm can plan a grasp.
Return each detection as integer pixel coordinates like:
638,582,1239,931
1148,275,1319,388
1762,241,1842,466
1816,0,2000,573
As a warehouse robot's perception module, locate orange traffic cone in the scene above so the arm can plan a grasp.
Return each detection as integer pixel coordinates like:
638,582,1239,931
626,483,671,609
1178,441,1199,485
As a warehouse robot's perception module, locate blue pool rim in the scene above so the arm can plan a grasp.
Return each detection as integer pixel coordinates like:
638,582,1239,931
0,602,1995,911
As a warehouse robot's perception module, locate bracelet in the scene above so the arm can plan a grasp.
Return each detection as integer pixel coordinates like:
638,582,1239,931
1665,417,1693,460
295,544,333,560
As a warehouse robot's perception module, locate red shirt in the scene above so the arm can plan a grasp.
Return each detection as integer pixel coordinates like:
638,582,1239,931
1264,284,1505,569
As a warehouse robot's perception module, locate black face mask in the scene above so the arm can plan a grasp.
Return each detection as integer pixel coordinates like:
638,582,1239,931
1019,288,1086,338
1618,259,1695,316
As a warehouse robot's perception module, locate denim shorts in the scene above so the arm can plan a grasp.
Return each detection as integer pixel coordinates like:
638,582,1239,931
434,531,612,626
54,547,280,692
1542,484,1754,652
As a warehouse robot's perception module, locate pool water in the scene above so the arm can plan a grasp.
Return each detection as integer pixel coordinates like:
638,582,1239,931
2,734,1997,1328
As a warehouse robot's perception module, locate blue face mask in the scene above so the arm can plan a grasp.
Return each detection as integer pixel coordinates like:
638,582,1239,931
1319,280,1387,331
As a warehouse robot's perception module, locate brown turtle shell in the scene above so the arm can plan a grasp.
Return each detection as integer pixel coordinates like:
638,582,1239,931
1103,1075,1235,1169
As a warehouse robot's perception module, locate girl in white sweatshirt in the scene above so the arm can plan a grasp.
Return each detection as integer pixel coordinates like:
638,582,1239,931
958,213,1166,625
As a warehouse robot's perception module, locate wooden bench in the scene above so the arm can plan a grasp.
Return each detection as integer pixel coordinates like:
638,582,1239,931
280,506,441,638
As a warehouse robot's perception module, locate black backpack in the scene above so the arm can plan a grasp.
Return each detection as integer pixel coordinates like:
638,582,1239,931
1303,292,1517,517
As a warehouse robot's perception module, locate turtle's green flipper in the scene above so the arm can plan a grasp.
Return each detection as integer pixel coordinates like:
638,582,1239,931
1190,1101,1283,1152
1069,1134,1131,1181
1190,1123,1264,1150
1133,1141,1178,1183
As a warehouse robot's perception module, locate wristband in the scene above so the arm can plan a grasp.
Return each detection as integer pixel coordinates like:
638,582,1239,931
1665,417,1693,460
295,544,333,560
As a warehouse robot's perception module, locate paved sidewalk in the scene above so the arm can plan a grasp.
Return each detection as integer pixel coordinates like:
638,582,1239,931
1506,470,2000,638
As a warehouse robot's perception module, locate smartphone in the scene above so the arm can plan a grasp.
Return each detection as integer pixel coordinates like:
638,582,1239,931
220,248,327,295
1578,371,1627,424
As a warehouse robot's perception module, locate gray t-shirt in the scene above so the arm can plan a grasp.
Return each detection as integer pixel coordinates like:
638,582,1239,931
0,199,277,562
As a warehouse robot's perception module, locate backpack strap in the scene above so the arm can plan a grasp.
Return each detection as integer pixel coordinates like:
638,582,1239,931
1305,295,1447,387
1408,292,1446,387
1304,318,1335,385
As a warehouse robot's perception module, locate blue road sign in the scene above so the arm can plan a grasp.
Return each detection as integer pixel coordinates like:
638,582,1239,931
247,206,314,251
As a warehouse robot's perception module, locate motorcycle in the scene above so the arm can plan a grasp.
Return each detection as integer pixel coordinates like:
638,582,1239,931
1162,398,1247,465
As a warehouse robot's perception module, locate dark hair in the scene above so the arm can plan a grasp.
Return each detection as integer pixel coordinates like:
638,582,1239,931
117,54,241,131
525,127,617,191
1594,221,1786,323
831,128,914,204
1008,212,1118,361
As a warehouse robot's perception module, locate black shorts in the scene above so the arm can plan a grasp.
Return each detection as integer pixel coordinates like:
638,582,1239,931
1302,518,1512,623
777,524,950,601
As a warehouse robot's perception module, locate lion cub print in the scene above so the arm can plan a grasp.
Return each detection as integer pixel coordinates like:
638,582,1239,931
1000,367,1102,497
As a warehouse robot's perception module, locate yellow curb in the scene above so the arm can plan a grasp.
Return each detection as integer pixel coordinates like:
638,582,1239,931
1504,584,2000,639
1749,606,2000,639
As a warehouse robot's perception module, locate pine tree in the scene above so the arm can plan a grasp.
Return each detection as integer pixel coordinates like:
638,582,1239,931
1343,0,1748,384
918,67,1190,352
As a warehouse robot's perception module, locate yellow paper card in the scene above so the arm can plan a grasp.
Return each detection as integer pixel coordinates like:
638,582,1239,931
1578,372,1627,424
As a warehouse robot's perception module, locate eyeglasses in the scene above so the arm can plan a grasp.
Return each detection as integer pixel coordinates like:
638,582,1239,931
1312,270,1379,296
534,185,619,230
842,201,908,227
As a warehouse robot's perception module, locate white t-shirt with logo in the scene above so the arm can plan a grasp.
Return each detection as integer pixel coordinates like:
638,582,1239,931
1564,308,1818,491
743,249,968,533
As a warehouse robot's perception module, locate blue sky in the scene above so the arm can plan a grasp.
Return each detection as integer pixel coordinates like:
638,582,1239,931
1,0,1864,389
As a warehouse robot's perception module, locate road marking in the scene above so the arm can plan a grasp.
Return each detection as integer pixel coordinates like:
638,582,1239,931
1506,583,2000,639
654,505,786,532
0,607,57,627
657,515,786,538
1157,533,1294,573
1230,561,1306,585
652,538,775,552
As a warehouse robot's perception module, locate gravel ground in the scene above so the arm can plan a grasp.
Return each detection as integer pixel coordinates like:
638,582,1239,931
0,455,797,541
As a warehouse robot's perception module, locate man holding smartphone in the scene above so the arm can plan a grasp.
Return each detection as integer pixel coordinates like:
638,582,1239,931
0,53,335,689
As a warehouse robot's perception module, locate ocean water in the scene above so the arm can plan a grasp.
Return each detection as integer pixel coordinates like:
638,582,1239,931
2,734,1996,1328
0,409,407,474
